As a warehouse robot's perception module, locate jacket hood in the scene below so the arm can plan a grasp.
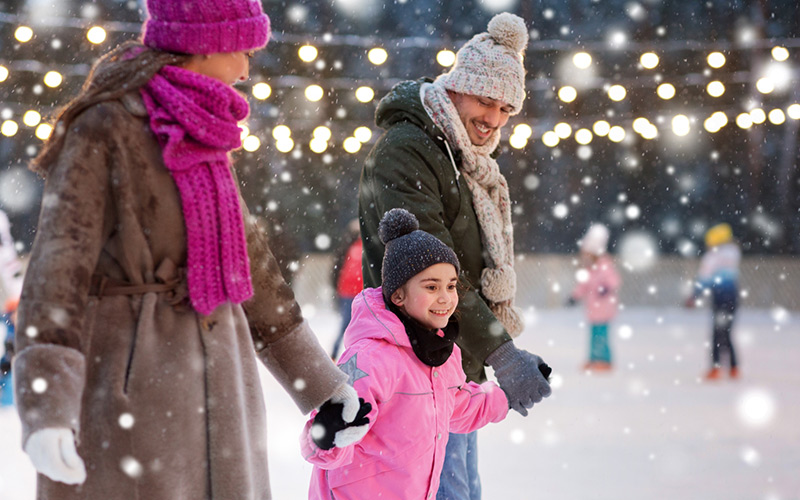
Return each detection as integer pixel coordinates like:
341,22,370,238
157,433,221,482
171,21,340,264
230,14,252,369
343,287,412,349
375,78,439,136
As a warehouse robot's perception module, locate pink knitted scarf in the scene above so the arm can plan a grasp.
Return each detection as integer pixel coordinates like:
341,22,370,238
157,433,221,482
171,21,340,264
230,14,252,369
141,65,253,315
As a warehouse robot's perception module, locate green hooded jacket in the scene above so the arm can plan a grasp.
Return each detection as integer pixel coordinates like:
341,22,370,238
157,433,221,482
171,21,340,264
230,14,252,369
358,78,512,382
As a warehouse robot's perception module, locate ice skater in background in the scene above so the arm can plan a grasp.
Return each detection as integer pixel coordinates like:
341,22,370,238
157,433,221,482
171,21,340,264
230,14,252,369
300,209,547,499
685,223,740,380
567,223,621,372
330,219,363,360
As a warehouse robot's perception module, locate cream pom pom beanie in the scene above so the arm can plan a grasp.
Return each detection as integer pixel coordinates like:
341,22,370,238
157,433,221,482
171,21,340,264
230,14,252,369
436,12,528,114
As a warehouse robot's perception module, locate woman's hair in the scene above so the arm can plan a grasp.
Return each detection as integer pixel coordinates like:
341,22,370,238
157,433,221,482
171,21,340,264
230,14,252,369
31,40,192,177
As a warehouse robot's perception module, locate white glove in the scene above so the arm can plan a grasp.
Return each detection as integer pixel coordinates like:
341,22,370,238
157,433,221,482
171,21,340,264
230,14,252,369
25,428,87,485
327,383,359,423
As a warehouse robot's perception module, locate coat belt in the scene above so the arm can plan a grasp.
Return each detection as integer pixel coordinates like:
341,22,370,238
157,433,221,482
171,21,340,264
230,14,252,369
89,275,188,307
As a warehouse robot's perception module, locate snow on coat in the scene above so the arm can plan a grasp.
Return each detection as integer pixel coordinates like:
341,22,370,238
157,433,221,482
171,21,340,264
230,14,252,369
571,254,621,324
13,93,347,500
300,287,508,500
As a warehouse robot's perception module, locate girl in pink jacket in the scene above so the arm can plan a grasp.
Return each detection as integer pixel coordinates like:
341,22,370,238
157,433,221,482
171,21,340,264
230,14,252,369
300,209,520,499
568,224,621,371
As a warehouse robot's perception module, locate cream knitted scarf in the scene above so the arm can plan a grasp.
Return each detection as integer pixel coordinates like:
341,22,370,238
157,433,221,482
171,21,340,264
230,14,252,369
422,81,524,337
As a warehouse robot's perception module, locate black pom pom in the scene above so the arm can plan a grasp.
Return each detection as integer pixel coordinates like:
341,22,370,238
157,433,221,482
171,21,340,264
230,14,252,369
378,208,419,244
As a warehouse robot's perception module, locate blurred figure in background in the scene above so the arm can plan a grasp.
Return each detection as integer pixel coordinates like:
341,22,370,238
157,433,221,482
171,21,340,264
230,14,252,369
0,209,23,407
0,296,18,407
330,219,363,360
685,223,741,380
566,223,621,372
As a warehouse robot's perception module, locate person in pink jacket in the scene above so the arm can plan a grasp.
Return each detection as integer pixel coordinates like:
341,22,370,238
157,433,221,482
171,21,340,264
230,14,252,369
300,209,548,499
567,223,621,372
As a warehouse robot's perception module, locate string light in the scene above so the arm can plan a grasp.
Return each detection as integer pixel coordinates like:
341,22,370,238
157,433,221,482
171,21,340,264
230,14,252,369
252,82,271,100
640,52,659,69
272,125,292,141
1,120,19,137
436,49,456,67
554,122,572,139
513,124,533,140
354,126,372,143
86,26,107,44
707,52,726,68
771,46,789,62
768,108,786,125
0,65,8,83
593,120,611,136
355,86,375,103
575,128,593,144
558,86,577,103
298,45,318,62
671,114,690,136
305,84,324,102
309,137,328,153
572,52,592,69
14,25,33,43
313,126,332,141
43,71,63,88
608,84,626,101
787,104,800,120
242,135,261,152
706,80,725,97
541,131,559,147
367,48,388,65
608,126,626,142
35,123,52,140
736,112,753,129
22,110,41,127
342,137,361,153
749,108,766,124
756,77,774,94
657,83,676,100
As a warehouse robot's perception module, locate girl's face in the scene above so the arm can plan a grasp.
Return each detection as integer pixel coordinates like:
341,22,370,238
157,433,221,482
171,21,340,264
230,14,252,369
183,51,253,85
391,263,459,330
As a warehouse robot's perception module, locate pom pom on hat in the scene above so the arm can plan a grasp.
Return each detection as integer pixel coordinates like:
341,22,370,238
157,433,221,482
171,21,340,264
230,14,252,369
487,12,529,53
378,208,419,245
379,209,460,300
579,223,610,256
436,12,528,114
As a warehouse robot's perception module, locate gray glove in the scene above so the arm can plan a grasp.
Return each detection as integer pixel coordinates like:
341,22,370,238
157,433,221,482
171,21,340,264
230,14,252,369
486,341,552,416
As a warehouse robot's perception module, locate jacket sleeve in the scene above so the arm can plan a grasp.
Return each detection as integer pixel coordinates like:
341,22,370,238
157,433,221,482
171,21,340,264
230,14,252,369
14,105,114,447
239,203,347,414
299,346,386,469
362,131,511,371
449,381,508,434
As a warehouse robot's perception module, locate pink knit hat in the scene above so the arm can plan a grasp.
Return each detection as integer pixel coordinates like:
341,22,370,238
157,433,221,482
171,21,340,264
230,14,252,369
437,12,528,114
143,0,270,55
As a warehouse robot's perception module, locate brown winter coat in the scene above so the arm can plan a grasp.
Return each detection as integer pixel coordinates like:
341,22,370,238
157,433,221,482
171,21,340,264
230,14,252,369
14,93,347,499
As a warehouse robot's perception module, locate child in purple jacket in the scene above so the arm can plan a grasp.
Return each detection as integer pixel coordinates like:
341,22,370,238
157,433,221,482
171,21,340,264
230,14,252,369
300,209,546,499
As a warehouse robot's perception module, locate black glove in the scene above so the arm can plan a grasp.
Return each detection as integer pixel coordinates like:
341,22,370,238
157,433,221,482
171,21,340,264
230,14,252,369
311,397,372,450
564,296,578,307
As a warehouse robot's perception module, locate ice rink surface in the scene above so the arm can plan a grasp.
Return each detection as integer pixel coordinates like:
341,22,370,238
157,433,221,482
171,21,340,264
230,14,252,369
2,306,798,499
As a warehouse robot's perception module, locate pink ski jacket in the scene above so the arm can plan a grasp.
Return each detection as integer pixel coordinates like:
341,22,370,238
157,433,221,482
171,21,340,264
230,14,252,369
571,254,621,324
300,287,508,499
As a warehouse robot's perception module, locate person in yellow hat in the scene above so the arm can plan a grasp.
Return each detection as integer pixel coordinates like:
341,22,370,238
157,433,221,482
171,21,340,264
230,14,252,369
684,223,741,380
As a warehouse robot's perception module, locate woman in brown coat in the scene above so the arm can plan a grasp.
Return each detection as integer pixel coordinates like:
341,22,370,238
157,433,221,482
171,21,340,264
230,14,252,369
13,1,361,498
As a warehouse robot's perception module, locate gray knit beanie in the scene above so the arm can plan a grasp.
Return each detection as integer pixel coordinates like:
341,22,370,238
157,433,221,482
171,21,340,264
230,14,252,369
435,12,528,114
380,208,460,301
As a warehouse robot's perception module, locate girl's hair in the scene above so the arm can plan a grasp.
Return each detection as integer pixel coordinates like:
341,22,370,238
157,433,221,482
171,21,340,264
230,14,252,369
31,41,192,177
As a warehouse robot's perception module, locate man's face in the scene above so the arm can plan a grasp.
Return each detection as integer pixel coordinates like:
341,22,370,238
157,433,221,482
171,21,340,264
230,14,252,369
448,92,514,146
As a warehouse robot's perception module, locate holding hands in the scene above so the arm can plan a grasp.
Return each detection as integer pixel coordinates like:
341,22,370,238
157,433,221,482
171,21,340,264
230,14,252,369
487,341,552,416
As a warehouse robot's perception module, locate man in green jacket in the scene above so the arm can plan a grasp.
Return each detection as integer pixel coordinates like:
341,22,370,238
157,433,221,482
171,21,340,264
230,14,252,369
359,12,552,500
